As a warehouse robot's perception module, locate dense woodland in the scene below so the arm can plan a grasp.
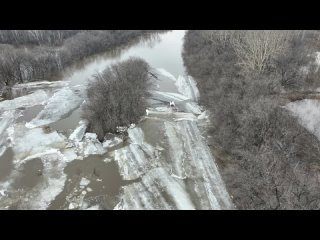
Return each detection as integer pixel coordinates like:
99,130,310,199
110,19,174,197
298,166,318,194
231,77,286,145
183,30,320,209
82,58,151,141
0,30,160,95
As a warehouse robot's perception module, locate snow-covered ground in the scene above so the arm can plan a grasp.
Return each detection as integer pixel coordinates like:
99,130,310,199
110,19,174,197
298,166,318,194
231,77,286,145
286,99,320,140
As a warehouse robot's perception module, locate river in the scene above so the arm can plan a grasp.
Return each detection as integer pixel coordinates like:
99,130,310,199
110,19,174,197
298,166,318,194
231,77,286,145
0,30,233,210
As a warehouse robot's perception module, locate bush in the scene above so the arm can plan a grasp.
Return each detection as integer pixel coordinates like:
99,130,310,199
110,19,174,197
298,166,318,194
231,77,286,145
82,57,150,141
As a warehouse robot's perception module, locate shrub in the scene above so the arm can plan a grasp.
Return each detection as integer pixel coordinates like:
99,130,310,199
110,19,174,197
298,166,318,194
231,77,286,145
82,57,150,141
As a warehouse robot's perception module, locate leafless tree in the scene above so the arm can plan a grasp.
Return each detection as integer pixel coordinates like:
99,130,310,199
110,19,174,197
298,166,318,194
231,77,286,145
82,57,151,141
183,30,320,209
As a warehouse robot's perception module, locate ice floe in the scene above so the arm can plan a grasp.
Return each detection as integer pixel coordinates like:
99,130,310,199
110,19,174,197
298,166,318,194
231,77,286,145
0,90,48,112
0,110,22,155
16,150,70,210
114,144,149,180
128,127,154,157
156,68,176,81
198,110,209,120
11,124,66,162
82,133,106,157
26,87,85,128
69,120,87,143
80,177,90,188
12,80,69,91
121,167,195,210
114,127,159,180
175,75,200,101
150,90,189,103
102,137,123,149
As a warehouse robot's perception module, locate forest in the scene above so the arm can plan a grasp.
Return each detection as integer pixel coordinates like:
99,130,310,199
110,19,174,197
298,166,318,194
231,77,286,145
183,30,320,209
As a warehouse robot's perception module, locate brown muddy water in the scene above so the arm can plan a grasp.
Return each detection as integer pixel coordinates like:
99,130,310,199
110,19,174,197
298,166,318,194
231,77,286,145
16,105,45,123
48,153,140,210
12,158,44,190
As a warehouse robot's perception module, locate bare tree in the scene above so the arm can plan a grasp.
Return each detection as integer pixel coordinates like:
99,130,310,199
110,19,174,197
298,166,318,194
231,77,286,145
82,57,151,140
183,30,320,209
231,31,294,73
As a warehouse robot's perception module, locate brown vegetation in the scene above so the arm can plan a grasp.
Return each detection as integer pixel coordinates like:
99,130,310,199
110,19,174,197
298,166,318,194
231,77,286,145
183,30,320,209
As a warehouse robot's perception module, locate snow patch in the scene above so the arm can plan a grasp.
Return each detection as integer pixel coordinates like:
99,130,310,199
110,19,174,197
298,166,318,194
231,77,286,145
285,99,320,140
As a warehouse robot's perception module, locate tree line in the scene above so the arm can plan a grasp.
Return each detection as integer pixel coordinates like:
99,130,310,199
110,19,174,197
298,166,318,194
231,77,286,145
0,30,80,46
0,30,162,95
183,30,320,209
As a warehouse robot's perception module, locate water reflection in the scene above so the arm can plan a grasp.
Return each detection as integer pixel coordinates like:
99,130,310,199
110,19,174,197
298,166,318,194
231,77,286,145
60,30,186,86
49,30,186,132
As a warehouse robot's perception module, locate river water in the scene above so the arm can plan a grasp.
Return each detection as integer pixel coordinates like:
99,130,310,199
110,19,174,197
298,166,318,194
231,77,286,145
0,30,233,209
68,31,185,84
29,30,186,132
